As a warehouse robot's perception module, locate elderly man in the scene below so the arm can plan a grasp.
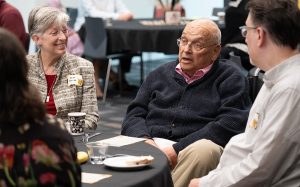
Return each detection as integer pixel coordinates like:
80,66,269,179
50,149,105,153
121,19,252,187
189,0,300,186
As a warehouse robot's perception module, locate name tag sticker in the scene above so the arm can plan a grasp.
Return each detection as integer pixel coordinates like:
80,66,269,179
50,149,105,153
249,112,259,129
67,75,83,86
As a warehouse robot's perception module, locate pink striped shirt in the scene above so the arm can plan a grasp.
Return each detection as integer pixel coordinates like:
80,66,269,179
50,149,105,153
175,63,213,84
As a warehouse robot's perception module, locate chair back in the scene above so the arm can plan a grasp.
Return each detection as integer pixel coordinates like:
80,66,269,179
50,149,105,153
66,7,78,29
212,7,225,16
83,17,107,59
248,67,264,102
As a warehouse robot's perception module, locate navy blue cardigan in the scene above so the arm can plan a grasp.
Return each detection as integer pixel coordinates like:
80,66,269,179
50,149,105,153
121,60,251,153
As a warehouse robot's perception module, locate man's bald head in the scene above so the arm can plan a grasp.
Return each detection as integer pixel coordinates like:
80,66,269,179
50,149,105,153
183,19,221,45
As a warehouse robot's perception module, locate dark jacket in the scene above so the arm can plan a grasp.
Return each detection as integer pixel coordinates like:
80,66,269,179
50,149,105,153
121,60,251,153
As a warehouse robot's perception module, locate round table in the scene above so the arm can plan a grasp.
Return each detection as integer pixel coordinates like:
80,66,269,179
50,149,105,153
75,134,174,187
106,19,185,55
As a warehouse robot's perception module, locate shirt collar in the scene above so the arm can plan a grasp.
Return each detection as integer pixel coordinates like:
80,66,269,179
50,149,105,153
175,63,213,84
263,54,300,88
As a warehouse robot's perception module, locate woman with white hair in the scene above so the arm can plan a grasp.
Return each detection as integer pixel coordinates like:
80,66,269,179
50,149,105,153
27,6,99,130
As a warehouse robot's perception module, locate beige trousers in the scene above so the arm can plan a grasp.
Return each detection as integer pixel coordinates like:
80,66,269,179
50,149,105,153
172,139,223,187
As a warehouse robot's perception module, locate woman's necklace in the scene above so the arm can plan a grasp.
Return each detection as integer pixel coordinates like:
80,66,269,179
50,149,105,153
42,61,57,103
45,75,57,103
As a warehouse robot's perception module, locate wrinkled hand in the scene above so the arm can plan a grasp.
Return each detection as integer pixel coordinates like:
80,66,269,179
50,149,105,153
188,178,200,187
118,13,133,21
162,146,177,169
145,139,159,148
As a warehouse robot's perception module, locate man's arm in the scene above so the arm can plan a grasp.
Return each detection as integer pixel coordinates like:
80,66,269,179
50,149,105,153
0,10,26,48
121,77,152,137
82,0,119,19
200,88,300,186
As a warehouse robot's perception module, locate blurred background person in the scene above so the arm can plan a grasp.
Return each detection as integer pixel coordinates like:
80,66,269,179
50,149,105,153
74,0,135,99
46,0,84,56
0,28,81,186
220,0,253,70
154,0,186,19
27,6,99,129
0,0,28,51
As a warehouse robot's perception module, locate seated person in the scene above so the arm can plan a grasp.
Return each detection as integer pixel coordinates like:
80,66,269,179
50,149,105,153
27,6,99,129
189,0,300,186
0,28,81,186
121,19,252,187
154,0,185,18
220,0,253,70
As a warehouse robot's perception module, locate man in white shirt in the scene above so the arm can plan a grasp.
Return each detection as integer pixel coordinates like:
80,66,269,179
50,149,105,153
74,0,132,32
74,0,134,99
189,0,300,186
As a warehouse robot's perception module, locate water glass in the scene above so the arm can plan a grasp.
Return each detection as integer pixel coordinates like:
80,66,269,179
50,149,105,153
86,142,108,164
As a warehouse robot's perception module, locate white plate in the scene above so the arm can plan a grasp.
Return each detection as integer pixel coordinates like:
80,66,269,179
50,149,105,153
103,156,152,170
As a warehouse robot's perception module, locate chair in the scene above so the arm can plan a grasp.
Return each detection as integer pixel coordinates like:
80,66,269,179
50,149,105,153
212,7,225,17
247,67,264,102
83,17,144,103
66,7,78,29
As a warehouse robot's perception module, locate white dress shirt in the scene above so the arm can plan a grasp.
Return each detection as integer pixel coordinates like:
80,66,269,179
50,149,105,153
200,54,300,187
74,0,131,31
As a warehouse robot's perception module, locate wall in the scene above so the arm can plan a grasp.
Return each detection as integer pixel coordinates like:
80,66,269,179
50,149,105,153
7,0,224,27
7,0,223,54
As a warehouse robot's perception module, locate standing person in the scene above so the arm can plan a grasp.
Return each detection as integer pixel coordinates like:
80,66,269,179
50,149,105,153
27,6,99,129
189,0,300,186
74,0,135,99
0,0,28,50
122,19,252,187
0,28,81,186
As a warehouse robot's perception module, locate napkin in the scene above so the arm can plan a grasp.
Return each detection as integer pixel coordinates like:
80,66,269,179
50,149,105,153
96,135,145,147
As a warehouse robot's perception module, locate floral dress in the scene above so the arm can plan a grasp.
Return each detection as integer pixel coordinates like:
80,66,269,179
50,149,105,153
0,115,81,187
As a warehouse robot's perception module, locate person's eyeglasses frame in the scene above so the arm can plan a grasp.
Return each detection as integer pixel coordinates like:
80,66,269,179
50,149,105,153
48,28,69,37
177,38,219,52
239,25,257,38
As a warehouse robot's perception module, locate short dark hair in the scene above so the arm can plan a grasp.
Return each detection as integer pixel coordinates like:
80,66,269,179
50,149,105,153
0,28,46,126
247,0,300,49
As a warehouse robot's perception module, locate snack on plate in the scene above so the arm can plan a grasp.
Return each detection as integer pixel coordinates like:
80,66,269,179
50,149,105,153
77,151,88,164
125,155,154,166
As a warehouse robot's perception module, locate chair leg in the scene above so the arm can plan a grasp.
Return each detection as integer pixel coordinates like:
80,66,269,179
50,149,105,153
139,53,144,85
118,61,123,95
103,59,112,103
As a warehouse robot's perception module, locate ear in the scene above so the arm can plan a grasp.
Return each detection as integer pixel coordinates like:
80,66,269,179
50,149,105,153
32,34,42,46
212,45,221,61
256,27,266,47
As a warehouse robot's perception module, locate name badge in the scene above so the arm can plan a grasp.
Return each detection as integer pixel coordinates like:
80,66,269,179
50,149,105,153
67,75,83,86
249,112,259,129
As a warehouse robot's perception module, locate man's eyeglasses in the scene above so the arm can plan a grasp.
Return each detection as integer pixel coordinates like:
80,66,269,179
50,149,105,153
239,26,257,37
177,38,219,52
